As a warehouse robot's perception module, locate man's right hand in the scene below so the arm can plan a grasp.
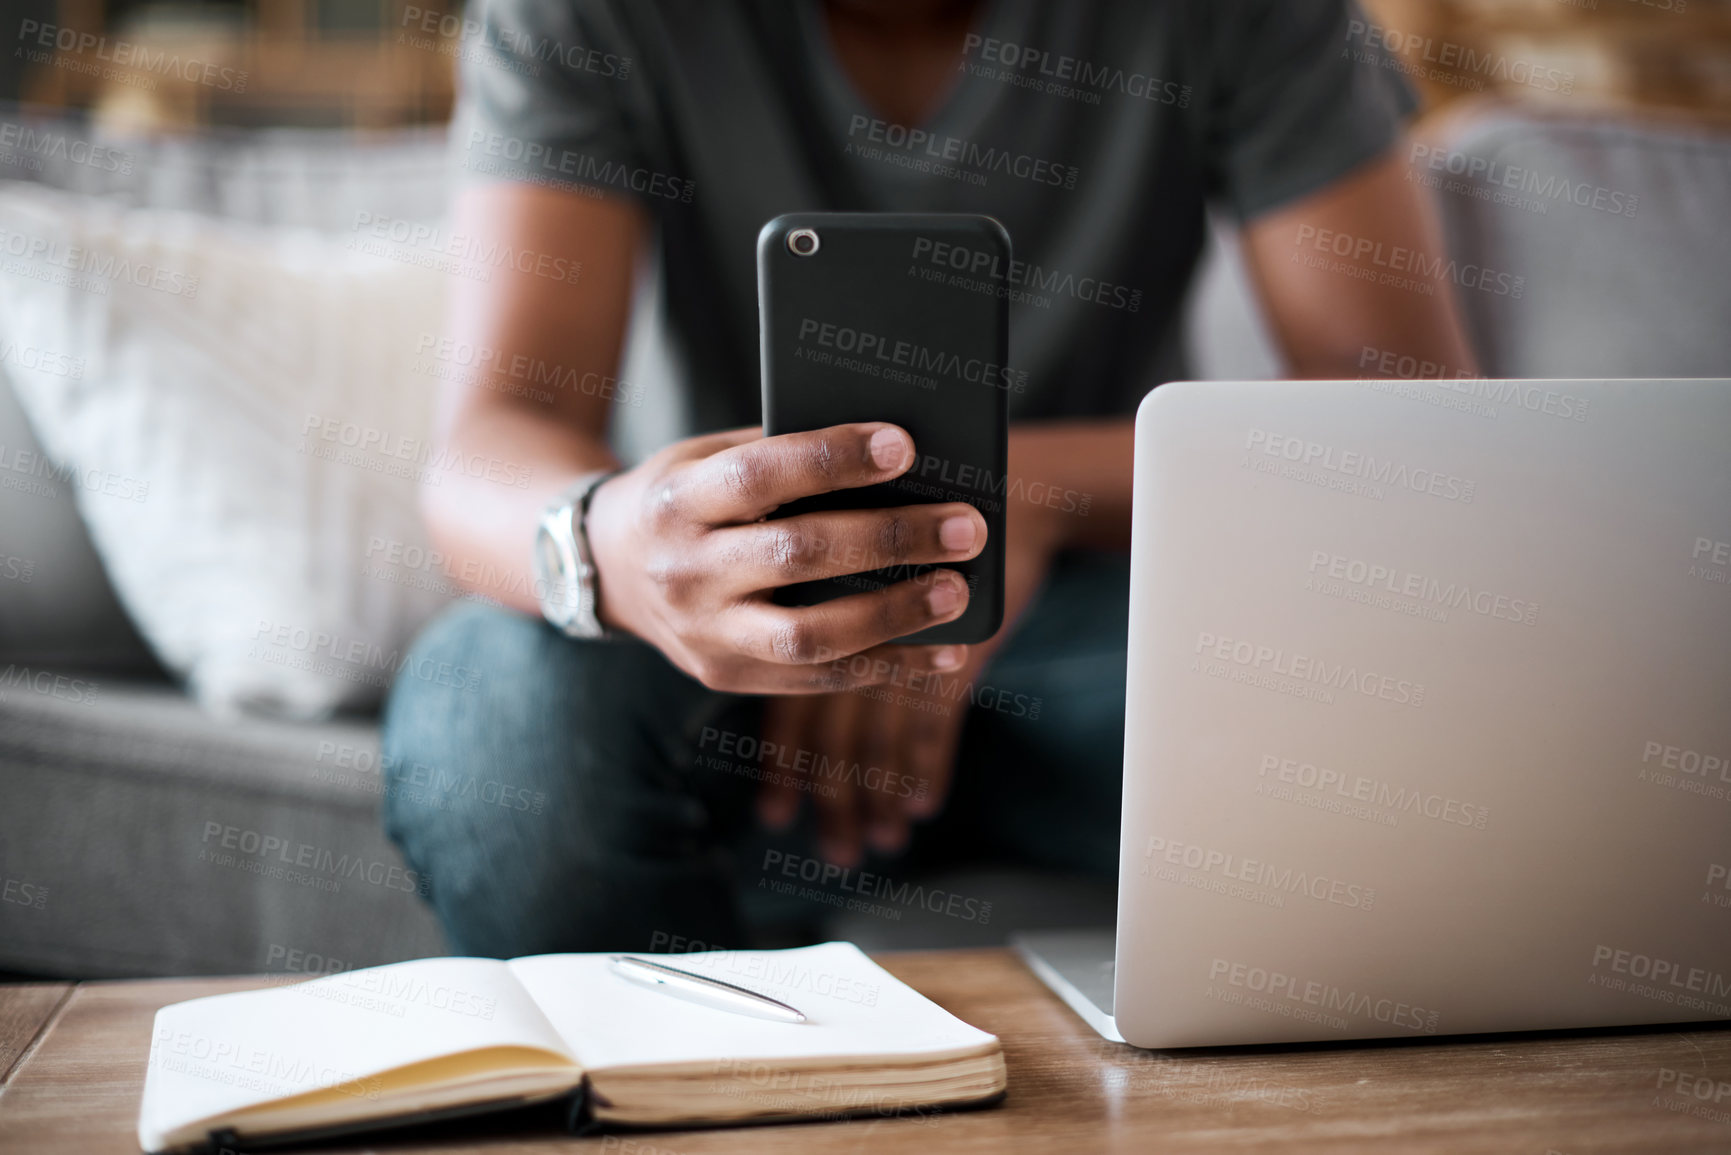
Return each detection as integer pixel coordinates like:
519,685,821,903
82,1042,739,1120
584,422,986,694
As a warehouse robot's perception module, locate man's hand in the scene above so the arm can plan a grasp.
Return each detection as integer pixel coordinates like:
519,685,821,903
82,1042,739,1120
584,422,988,695
757,494,1065,864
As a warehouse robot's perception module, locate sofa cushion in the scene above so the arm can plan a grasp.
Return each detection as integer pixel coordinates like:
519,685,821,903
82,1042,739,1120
0,104,454,689
0,679,444,978
0,102,450,231
1425,104,1731,378
0,183,461,720
0,368,161,674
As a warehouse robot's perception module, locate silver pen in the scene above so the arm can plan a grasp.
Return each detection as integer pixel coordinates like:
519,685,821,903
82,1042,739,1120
609,955,808,1023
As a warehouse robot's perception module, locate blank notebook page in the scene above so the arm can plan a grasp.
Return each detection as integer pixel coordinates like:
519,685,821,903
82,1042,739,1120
507,942,997,1071
140,957,573,1143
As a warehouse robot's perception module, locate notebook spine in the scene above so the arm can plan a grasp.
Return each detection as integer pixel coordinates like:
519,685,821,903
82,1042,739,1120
562,1074,597,1135
203,1128,243,1154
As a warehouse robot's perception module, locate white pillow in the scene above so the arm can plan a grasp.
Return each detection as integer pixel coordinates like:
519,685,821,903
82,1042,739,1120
0,183,459,720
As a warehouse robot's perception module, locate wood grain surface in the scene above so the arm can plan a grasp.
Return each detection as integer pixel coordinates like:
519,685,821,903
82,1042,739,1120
0,982,70,1089
0,953,1728,1154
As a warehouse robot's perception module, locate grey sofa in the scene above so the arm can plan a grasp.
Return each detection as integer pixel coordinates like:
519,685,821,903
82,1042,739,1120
0,113,455,978
2,101,1727,979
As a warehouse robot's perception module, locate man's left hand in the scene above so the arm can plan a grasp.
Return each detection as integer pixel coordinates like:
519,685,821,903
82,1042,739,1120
757,498,1064,865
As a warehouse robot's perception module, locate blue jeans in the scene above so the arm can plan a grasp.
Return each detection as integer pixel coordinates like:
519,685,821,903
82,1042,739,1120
380,550,1129,956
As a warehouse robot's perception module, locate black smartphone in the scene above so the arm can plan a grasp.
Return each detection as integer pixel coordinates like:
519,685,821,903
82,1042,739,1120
757,212,1012,645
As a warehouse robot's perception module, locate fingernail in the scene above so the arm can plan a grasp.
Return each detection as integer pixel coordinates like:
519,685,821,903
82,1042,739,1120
927,575,963,616
869,822,907,854
938,514,977,553
870,427,910,471
933,646,963,671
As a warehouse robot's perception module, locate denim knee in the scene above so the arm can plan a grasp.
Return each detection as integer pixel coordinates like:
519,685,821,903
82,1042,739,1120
380,600,754,955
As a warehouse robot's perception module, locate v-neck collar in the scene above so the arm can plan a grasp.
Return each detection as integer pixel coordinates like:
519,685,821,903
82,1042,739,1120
797,0,1025,148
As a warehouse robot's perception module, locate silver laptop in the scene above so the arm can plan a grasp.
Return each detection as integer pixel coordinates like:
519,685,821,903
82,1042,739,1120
1017,378,1731,1048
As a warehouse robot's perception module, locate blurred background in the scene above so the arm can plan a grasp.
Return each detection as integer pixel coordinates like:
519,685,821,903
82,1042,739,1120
3,0,460,128
1,1,1728,985
5,0,1730,130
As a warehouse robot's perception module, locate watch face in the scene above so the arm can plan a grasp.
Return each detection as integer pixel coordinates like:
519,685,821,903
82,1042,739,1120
534,479,611,637
534,523,577,621
535,525,567,583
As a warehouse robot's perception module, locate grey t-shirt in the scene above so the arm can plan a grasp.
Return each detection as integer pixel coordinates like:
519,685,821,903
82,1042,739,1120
453,0,1414,433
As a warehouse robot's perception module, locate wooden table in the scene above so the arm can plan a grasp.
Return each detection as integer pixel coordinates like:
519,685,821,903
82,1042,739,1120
2,951,1729,1153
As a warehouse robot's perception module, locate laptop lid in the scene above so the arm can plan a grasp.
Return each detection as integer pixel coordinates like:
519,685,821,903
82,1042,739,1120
1115,379,1731,1048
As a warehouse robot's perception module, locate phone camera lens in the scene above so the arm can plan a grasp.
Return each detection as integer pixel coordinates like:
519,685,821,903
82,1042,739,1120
787,228,820,257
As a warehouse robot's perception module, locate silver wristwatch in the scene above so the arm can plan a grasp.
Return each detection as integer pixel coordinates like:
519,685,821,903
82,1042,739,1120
532,470,619,639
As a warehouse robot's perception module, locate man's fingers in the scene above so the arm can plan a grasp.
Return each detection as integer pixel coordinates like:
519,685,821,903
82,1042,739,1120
709,503,984,590
811,692,864,867
675,424,915,525
861,699,911,855
727,571,971,668
664,424,762,464
757,695,815,831
791,642,970,694
701,640,967,697
905,707,962,820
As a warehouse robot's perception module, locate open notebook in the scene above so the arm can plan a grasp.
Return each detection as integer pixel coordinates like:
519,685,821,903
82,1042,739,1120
138,942,1005,1153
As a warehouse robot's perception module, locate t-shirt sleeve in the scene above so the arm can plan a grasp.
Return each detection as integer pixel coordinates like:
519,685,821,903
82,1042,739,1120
448,0,676,203
1206,0,1418,221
